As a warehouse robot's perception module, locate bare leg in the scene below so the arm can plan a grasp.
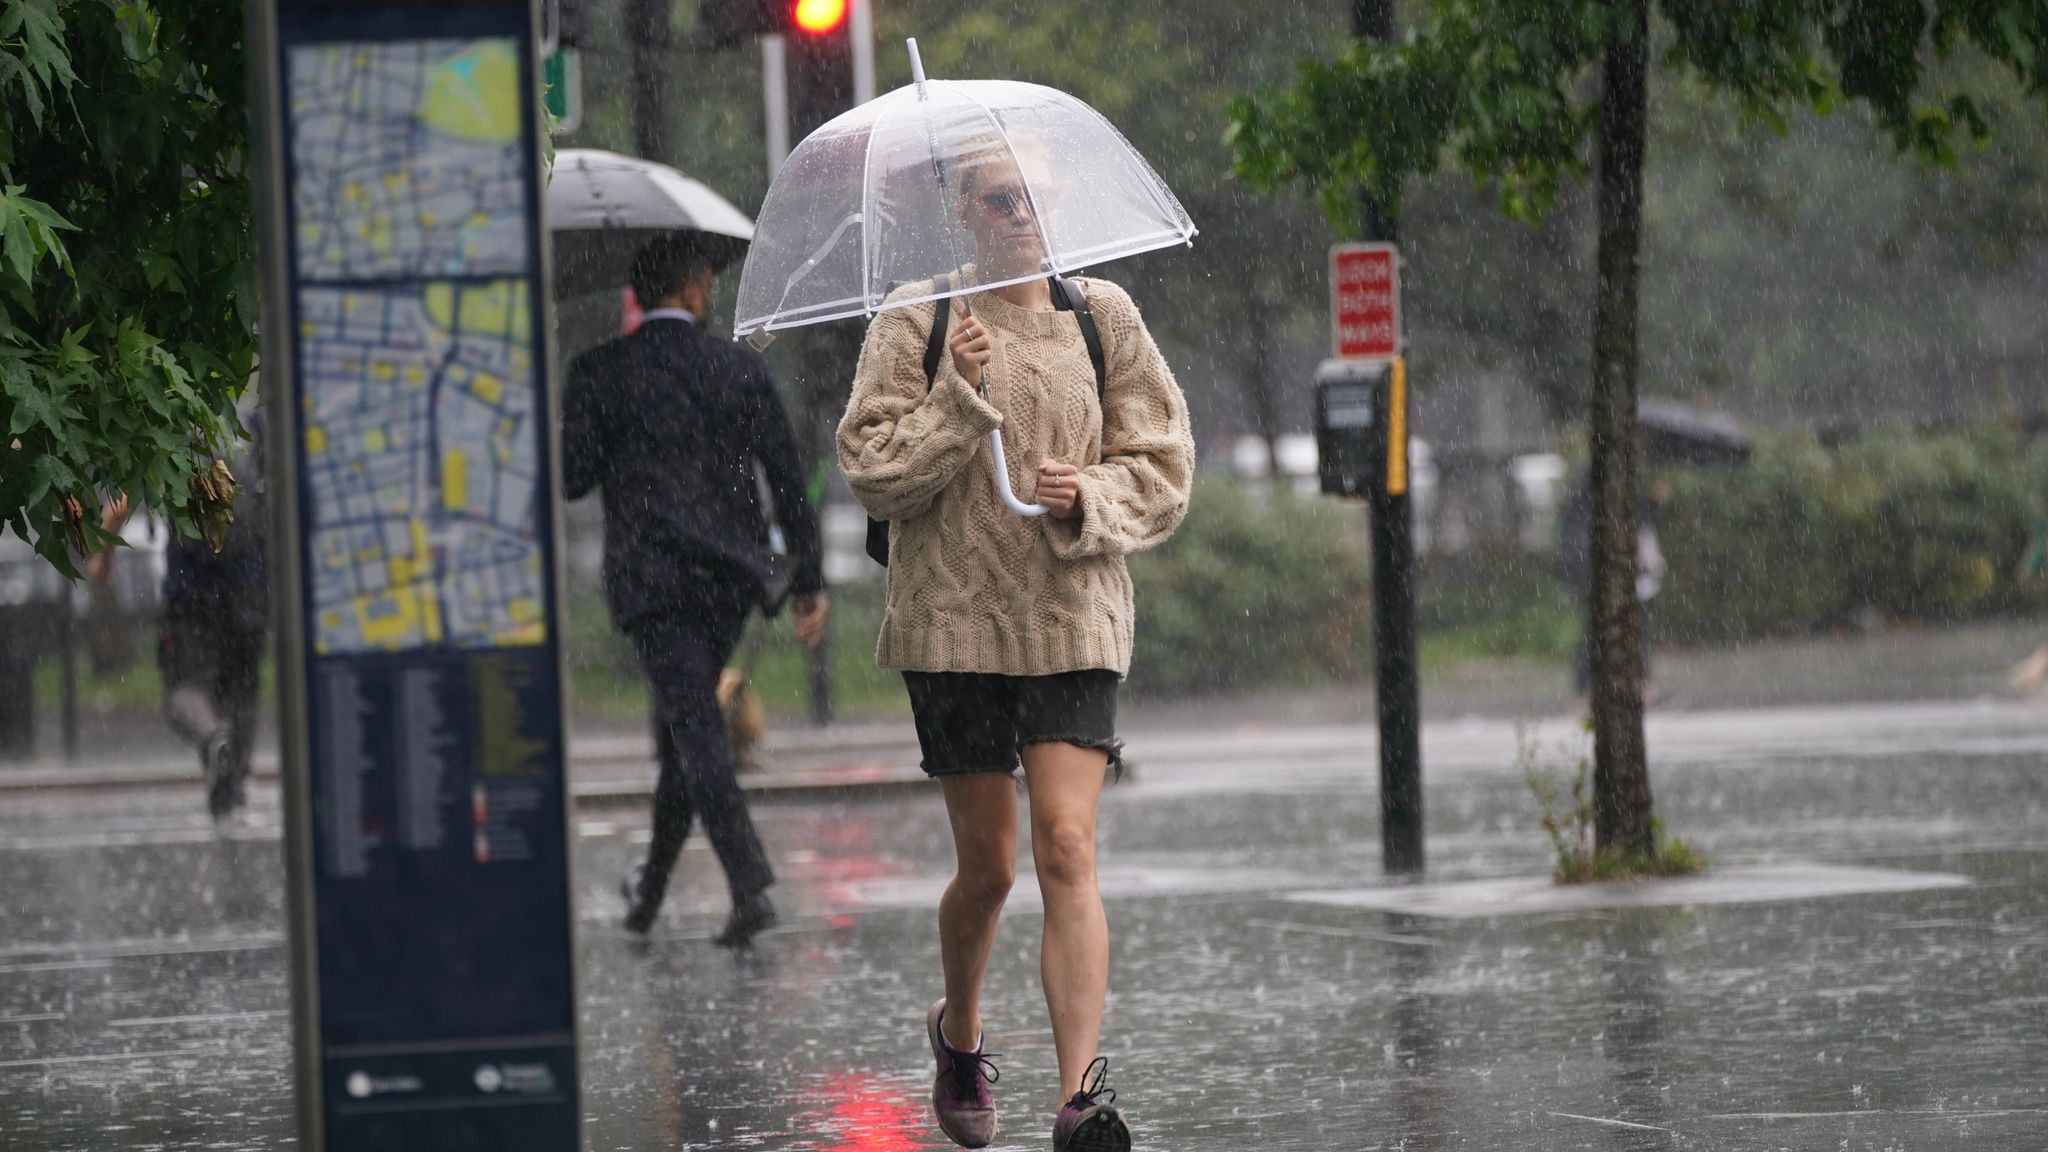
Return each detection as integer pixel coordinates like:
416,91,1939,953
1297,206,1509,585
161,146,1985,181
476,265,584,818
937,773,1018,1052
164,684,223,751
1022,741,1110,1104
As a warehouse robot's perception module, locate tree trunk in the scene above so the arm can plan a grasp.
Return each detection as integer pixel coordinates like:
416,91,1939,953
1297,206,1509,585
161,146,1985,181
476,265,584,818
1588,0,1655,858
626,0,673,162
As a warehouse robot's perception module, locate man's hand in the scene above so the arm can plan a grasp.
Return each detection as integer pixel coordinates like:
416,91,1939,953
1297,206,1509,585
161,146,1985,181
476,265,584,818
1036,460,1082,520
792,593,830,648
949,313,992,384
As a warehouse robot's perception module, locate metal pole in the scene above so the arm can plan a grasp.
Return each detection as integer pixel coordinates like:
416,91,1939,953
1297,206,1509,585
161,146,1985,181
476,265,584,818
762,33,791,179
849,0,875,105
1356,0,1423,875
59,589,78,762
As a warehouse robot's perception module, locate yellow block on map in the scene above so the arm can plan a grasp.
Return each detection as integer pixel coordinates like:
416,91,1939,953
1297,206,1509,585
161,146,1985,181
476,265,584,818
419,42,519,142
459,281,525,337
306,426,327,455
362,427,387,454
472,372,503,404
444,450,469,509
358,587,423,648
424,282,455,331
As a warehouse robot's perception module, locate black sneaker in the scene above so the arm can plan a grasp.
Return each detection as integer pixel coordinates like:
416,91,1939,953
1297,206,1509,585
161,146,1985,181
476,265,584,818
203,734,242,824
713,890,777,948
622,859,659,934
1051,1058,1129,1152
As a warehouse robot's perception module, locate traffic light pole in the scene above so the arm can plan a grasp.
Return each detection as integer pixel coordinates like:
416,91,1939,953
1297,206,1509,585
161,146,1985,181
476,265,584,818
850,0,874,104
1355,0,1423,876
761,34,791,176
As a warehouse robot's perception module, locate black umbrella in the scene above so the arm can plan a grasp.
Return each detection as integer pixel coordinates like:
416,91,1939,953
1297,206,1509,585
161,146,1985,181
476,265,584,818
546,148,754,298
1639,398,1751,467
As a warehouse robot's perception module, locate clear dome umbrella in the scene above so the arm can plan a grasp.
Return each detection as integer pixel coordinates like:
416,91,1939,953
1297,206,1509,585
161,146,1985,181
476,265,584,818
733,40,1197,516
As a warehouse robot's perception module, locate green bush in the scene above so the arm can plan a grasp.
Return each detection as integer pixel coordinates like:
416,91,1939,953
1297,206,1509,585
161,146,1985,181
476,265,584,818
1658,428,2046,643
1416,547,1579,665
1126,479,1372,696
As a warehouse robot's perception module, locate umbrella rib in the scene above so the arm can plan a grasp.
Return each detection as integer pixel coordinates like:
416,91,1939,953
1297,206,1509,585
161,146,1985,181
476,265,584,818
856,87,907,315
781,212,867,303
1068,94,1194,244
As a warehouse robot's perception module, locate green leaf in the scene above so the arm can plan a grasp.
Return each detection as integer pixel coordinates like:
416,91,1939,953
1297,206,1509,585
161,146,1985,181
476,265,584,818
5,377,60,437
24,452,79,508
31,518,80,580
0,197,34,286
1997,9,2037,74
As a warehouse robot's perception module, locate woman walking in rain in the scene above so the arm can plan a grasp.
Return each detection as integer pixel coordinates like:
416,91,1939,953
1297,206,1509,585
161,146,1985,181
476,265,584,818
837,139,1194,1152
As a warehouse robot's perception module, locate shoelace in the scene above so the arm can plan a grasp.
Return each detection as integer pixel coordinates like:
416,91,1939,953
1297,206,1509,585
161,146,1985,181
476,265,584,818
950,1048,1002,1100
1065,1056,1116,1111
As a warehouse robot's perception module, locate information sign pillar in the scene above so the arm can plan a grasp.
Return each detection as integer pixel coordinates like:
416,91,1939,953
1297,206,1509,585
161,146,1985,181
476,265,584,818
247,1,580,1147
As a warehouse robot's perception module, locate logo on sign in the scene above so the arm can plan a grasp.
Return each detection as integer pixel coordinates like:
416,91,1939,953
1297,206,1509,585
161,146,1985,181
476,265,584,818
1331,243,1400,361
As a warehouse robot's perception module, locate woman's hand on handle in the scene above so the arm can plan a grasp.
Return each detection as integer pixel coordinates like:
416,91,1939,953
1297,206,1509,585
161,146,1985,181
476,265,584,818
949,313,992,384
1036,461,1082,520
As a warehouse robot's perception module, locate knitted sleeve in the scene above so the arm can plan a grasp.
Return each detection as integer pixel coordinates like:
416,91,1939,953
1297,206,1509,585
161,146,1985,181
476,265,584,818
837,295,1005,522
1046,279,1195,560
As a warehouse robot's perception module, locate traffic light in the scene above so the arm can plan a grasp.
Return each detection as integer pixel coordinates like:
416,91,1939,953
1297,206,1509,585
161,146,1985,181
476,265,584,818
789,0,846,36
694,0,855,141
784,0,852,138
697,0,846,49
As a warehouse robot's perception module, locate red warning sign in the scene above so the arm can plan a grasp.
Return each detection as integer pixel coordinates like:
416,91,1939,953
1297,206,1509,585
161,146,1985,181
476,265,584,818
1331,242,1400,361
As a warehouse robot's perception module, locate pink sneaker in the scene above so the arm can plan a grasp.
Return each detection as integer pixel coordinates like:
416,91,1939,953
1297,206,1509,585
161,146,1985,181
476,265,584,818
927,999,1000,1148
1052,1057,1130,1152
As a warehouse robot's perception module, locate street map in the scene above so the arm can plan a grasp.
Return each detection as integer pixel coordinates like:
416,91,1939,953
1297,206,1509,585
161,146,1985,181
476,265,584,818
288,38,546,654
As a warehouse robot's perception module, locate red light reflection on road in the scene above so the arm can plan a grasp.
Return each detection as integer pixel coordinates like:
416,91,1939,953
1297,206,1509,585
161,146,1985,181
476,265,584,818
809,1069,922,1152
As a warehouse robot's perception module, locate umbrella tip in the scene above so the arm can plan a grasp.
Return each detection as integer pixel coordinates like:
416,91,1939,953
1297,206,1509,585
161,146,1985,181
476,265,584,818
907,38,927,92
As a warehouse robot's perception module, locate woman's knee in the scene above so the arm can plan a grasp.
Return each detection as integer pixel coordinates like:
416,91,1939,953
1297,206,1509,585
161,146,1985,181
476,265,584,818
1031,818,1097,890
952,853,1016,911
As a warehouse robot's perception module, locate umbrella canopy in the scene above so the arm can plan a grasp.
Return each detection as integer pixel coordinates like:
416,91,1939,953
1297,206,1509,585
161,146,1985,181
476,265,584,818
734,65,1196,339
546,148,755,297
1639,399,1751,467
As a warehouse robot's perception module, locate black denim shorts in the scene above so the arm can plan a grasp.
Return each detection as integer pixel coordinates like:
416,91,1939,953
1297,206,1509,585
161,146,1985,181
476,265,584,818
902,670,1124,778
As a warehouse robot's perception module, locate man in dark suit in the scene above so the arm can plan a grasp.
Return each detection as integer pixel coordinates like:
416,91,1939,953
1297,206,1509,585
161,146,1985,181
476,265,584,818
563,236,828,946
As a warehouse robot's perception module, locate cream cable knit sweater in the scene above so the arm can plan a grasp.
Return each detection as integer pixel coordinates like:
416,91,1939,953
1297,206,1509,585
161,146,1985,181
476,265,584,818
837,276,1195,676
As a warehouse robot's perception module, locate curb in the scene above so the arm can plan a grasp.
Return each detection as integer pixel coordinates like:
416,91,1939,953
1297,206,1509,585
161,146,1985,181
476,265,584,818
0,729,933,804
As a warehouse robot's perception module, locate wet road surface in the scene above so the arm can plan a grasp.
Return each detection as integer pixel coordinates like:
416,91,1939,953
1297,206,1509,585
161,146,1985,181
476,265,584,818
3,699,2047,1150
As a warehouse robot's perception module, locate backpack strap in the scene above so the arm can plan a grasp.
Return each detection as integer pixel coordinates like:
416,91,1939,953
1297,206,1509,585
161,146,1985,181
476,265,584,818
921,272,954,389
1049,275,1107,401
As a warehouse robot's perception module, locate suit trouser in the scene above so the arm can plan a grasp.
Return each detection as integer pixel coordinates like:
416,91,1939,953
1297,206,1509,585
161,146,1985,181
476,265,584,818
624,583,775,909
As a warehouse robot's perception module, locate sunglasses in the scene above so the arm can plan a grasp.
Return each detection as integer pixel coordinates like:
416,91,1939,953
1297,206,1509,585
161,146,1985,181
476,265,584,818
977,187,1052,220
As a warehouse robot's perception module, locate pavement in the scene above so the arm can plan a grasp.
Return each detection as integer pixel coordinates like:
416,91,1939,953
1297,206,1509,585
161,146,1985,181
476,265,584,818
6,617,2041,806
4,682,2048,1150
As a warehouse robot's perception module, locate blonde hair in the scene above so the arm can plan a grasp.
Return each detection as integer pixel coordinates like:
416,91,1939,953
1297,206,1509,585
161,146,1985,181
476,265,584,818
954,133,1054,207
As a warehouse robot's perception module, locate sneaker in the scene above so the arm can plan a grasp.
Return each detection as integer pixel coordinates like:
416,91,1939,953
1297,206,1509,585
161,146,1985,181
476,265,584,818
1052,1057,1129,1152
927,998,999,1148
202,733,242,823
622,859,659,935
712,890,778,948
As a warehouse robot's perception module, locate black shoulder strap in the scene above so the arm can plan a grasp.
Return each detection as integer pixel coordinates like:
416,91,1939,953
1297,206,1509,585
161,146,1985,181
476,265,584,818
1050,275,1107,401
921,272,953,391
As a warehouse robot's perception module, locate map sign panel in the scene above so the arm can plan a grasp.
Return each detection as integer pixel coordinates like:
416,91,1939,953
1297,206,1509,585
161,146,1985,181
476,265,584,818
289,39,528,281
287,38,545,655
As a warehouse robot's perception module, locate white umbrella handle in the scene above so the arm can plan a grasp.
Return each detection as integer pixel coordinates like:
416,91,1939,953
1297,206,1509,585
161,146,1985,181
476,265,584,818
985,427,1048,517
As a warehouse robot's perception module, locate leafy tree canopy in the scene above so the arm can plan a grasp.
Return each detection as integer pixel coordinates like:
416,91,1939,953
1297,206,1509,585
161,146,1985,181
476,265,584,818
0,0,254,575
1227,0,2048,232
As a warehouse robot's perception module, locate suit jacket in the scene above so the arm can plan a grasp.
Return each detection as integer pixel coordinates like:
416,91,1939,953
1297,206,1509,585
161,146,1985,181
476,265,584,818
562,317,824,626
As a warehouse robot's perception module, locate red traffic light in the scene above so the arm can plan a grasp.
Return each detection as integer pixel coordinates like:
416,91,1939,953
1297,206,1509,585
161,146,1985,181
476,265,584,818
791,0,846,34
